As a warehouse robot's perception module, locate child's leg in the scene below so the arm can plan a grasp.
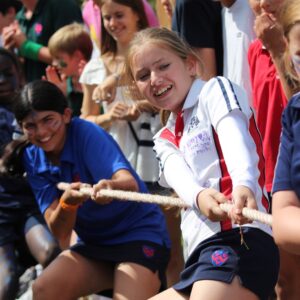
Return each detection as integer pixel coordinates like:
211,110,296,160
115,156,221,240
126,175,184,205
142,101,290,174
24,215,60,267
0,244,19,300
113,262,161,300
32,250,114,300
162,207,184,286
190,277,258,300
148,287,188,300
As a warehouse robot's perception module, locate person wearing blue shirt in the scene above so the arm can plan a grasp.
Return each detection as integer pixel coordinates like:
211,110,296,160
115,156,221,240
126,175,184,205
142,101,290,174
15,80,170,300
272,1,300,298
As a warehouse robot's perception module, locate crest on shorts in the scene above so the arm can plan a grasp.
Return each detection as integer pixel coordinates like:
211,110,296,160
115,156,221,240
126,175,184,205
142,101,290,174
142,245,155,258
211,249,229,266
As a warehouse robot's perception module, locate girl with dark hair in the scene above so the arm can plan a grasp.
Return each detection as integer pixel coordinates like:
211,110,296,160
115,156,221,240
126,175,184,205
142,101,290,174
16,80,170,299
0,49,60,300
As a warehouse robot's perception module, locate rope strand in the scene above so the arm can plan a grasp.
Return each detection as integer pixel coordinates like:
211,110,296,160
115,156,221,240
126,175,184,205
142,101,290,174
57,182,272,226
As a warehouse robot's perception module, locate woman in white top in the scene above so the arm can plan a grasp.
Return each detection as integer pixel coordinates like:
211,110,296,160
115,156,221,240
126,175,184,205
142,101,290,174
80,0,160,184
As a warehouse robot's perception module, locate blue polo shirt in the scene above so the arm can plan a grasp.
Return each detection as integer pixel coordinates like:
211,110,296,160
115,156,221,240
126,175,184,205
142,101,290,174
23,118,170,247
273,92,300,199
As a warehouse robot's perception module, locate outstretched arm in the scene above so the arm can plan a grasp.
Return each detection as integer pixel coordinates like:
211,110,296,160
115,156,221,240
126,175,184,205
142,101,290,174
44,182,89,242
92,169,139,205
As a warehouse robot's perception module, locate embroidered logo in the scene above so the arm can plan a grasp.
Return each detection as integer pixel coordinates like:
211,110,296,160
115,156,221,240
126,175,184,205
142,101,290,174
184,130,211,156
211,250,229,266
34,23,43,36
188,116,200,133
142,245,155,258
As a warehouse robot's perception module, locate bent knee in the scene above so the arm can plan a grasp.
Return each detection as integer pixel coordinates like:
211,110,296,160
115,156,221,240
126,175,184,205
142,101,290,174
37,243,60,267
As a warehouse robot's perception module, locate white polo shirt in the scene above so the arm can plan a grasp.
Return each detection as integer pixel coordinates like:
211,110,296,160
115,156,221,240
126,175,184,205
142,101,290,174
154,77,272,255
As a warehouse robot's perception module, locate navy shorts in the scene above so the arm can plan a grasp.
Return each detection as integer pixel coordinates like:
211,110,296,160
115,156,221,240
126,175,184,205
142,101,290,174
71,240,170,295
173,228,279,300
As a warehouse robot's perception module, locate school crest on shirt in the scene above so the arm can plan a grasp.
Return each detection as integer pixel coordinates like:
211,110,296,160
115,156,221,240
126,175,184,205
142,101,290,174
211,249,229,266
187,116,200,133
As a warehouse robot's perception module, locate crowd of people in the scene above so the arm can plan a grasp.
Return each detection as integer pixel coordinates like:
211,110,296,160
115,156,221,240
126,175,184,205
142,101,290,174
0,0,300,299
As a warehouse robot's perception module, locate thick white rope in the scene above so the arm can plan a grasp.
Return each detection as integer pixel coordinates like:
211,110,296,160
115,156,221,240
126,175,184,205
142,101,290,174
57,182,272,226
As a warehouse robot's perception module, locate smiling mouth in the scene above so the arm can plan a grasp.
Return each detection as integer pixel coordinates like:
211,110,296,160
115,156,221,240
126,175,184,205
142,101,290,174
38,136,52,144
154,84,172,97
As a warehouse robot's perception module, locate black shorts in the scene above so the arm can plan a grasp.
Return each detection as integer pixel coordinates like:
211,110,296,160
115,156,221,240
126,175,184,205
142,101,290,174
173,228,279,300
71,240,170,295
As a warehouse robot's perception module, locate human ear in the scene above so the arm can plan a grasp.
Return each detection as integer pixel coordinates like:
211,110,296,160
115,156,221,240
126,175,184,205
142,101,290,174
186,55,197,77
62,108,72,123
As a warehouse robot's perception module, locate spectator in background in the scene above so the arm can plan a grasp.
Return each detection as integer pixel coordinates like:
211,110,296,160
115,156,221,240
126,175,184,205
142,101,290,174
2,0,82,82
156,0,175,29
82,0,158,58
46,23,93,117
0,0,22,47
220,0,255,106
172,0,223,80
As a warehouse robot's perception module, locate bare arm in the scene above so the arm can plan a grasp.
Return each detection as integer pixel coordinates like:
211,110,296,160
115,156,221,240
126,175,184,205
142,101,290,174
92,169,139,205
44,182,89,242
272,190,300,255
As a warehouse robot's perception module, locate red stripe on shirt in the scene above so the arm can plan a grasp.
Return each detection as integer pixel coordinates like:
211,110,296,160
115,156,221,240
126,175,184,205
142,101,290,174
249,115,270,212
212,128,232,231
159,128,178,146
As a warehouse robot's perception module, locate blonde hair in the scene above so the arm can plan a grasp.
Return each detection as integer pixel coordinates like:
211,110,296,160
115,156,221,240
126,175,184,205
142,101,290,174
48,23,93,61
124,27,201,124
279,0,300,37
125,27,201,82
279,0,300,84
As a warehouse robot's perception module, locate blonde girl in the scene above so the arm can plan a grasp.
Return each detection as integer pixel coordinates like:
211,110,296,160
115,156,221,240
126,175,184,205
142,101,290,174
125,27,279,300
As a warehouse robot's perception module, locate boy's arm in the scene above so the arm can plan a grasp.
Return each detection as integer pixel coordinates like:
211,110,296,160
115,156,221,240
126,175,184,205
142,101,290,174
6,21,52,64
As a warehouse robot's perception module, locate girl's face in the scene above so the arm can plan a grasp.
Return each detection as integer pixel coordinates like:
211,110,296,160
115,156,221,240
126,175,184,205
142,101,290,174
131,43,196,114
288,22,300,78
101,0,140,46
21,109,71,155
248,0,284,17
0,54,20,101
